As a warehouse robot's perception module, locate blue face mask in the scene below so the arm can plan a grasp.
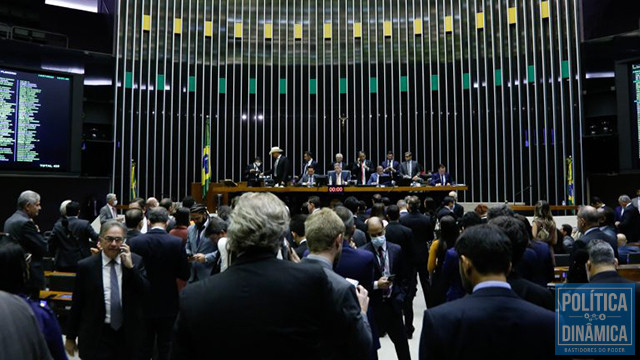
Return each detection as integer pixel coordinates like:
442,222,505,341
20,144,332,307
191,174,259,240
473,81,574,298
371,235,386,248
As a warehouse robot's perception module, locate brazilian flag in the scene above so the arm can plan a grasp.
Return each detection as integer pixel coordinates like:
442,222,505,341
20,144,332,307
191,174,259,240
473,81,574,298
567,156,574,205
202,119,211,200
130,160,137,200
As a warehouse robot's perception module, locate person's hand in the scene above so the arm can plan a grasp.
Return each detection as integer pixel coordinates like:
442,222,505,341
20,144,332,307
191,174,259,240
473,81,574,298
377,276,391,289
249,168,257,173
65,338,77,356
288,247,301,263
435,183,441,187
356,285,369,313
193,253,206,263
120,243,133,269
446,182,451,186
349,240,357,249
615,221,620,227
90,247,100,255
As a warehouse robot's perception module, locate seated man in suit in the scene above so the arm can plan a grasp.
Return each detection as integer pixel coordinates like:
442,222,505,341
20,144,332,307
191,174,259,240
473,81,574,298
302,208,372,359
65,221,148,360
329,163,351,186
352,151,374,185
429,164,453,186
419,224,555,360
363,217,411,360
398,151,422,181
299,164,318,186
171,192,366,358
381,151,400,176
367,165,391,186
244,156,263,187
299,150,318,180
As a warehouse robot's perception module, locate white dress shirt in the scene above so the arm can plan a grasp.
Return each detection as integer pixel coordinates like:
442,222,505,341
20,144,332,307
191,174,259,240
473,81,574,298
102,252,123,324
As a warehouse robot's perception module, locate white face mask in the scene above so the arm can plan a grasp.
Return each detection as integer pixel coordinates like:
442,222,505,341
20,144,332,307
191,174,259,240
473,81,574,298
113,200,118,206
371,235,386,248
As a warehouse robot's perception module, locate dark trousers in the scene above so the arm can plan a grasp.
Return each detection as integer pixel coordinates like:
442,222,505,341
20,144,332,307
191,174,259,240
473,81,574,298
143,316,176,360
92,325,128,360
403,262,429,335
375,299,411,360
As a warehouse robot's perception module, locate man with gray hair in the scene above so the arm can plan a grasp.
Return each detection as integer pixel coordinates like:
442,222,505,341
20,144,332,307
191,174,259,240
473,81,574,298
302,208,372,359
574,205,618,258
3,190,47,297
617,194,640,243
171,192,352,359
99,193,119,224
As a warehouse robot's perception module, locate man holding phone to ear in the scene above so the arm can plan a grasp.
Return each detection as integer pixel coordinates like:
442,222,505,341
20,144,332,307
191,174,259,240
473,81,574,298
65,220,148,360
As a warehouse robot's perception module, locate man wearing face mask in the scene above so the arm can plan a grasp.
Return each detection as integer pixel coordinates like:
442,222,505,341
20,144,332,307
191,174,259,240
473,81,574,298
185,204,216,282
418,224,554,360
362,217,410,360
301,208,372,359
99,193,119,224
244,156,263,187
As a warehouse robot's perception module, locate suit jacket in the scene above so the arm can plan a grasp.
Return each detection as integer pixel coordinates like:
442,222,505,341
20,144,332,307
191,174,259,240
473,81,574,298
367,173,391,185
300,173,318,185
185,222,218,282
399,160,421,178
452,203,464,218
399,211,435,266
244,162,263,181
328,171,351,185
66,253,148,360
574,227,619,259
126,228,141,241
3,210,47,293
50,217,98,271
361,241,407,310
301,256,372,359
99,204,117,224
381,159,400,174
170,251,346,359
294,240,309,259
419,286,555,360
436,207,456,220
0,291,53,360
507,272,554,311
352,160,374,185
429,172,453,186
129,228,190,318
618,204,640,243
300,159,318,179
384,221,415,266
264,155,290,184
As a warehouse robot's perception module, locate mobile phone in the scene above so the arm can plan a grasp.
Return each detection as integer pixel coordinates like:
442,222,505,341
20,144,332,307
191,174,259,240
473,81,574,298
386,274,396,282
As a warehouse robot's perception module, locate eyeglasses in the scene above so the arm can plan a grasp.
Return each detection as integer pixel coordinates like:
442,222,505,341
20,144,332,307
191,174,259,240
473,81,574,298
101,236,125,243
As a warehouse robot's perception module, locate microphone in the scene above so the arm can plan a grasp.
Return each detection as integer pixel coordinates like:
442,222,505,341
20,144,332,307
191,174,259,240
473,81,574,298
513,184,533,202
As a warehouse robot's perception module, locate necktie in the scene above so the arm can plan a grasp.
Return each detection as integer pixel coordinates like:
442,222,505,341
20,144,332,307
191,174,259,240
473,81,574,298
110,261,123,330
274,158,279,177
361,163,366,183
409,162,412,177
377,247,391,297
337,174,342,185
111,206,116,219
441,175,445,185
309,175,313,186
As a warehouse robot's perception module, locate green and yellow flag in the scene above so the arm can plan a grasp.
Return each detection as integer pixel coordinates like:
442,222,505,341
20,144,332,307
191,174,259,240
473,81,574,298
567,156,574,205
130,160,137,200
202,120,211,199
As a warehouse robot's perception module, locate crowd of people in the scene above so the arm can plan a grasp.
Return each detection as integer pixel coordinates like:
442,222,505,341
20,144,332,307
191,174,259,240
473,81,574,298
1,188,639,359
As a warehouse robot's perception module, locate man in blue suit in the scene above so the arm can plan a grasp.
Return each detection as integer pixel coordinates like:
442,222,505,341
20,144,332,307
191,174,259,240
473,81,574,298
419,224,554,360
329,163,351,185
429,164,453,186
367,166,392,186
129,207,190,360
363,217,410,360
185,204,217,282
381,151,400,176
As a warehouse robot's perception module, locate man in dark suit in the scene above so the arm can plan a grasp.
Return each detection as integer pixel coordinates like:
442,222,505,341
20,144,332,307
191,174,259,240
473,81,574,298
362,217,410,360
299,164,318,186
244,156,263,187
99,193,118,224
419,224,555,360
381,151,400,176
399,196,434,309
124,208,144,241
436,196,458,221
617,195,640,243
399,151,422,181
489,216,554,310
367,165,392,186
262,146,290,185
385,204,417,336
299,150,318,179
575,205,619,258
328,152,346,174
170,192,357,359
3,190,47,298
449,191,464,218
50,201,99,272
352,150,374,185
65,221,148,360
290,214,309,259
302,208,372,359
329,163,351,185
429,164,453,186
129,207,190,360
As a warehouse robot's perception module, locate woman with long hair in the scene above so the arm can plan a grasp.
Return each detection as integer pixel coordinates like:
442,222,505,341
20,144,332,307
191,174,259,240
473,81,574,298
427,216,460,307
